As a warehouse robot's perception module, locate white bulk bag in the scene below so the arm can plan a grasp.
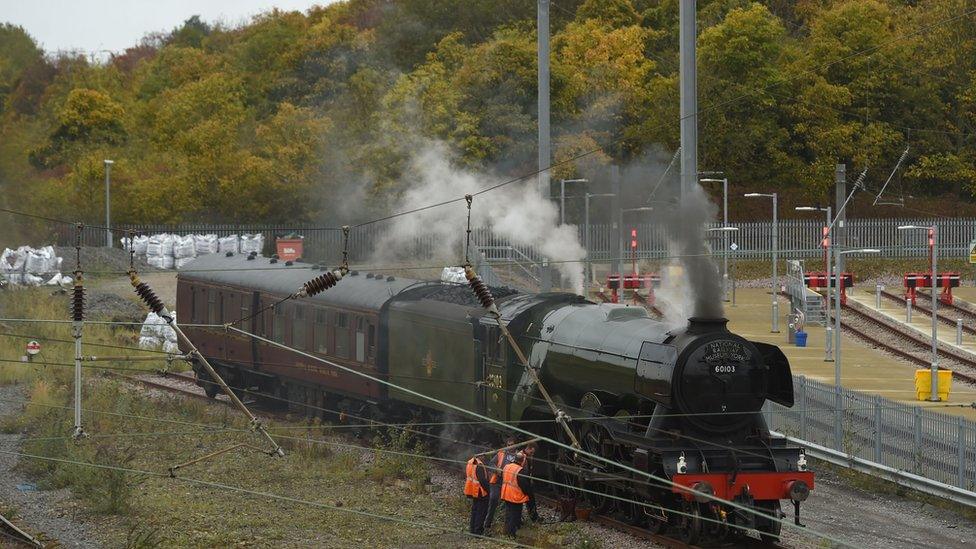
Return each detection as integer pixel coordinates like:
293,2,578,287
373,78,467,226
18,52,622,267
173,235,196,259
133,236,149,255
194,234,219,255
218,235,240,254
240,233,265,254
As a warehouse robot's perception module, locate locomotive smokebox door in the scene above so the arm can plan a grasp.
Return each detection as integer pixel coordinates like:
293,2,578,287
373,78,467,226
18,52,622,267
635,341,678,406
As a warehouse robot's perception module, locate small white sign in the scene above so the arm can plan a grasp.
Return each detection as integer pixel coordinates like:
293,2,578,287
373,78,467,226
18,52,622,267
729,242,739,251
25,341,40,356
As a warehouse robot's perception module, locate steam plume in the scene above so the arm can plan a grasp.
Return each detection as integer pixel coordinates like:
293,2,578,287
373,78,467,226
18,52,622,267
371,142,586,293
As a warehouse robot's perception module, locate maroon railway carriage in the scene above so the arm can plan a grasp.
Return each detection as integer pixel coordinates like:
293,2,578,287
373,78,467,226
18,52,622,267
176,253,416,415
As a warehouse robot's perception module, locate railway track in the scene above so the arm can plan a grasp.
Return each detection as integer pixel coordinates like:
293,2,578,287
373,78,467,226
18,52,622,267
840,300,976,385
878,290,976,336
109,370,788,549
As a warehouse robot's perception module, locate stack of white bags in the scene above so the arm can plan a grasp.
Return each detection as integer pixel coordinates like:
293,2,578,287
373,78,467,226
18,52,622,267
122,233,264,270
0,245,70,286
138,311,179,354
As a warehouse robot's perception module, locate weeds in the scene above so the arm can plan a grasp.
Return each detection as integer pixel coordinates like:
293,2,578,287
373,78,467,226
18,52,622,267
368,427,430,491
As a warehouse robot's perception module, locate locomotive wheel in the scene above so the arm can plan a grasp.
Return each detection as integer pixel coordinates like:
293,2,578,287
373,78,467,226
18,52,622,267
644,507,667,535
755,501,782,544
615,488,645,527
577,422,615,514
677,502,702,545
203,380,219,399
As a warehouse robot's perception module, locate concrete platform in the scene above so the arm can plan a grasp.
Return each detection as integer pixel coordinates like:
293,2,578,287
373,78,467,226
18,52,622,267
719,287,976,420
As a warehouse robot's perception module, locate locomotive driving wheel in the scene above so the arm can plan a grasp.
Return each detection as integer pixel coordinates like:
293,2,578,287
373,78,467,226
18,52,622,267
755,500,782,544
677,502,702,545
577,420,616,514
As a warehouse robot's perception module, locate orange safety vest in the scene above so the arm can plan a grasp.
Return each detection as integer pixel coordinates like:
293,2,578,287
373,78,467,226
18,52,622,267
464,457,488,498
489,450,505,484
500,462,528,504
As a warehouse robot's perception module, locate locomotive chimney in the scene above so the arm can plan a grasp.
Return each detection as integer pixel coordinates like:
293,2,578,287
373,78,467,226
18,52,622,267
686,317,729,334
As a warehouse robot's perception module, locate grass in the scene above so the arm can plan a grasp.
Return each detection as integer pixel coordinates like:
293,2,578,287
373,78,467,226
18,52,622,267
0,288,502,548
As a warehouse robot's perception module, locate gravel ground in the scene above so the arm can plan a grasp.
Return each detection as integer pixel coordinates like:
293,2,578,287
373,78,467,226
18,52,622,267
53,247,158,276
782,465,976,548
0,384,105,548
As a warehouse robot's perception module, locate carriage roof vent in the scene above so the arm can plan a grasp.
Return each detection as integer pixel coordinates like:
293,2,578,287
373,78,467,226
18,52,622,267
387,276,396,281
269,258,278,264
366,273,374,279
285,260,293,266
602,304,649,321
350,270,359,276
225,251,234,257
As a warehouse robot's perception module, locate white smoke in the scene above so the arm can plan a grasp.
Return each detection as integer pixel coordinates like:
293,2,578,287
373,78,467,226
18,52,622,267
371,142,586,293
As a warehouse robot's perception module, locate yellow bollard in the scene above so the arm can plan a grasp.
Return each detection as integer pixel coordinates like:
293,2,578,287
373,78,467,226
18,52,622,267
913,369,952,401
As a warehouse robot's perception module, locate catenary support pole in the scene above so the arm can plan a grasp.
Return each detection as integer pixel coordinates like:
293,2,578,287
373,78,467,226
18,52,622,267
834,164,844,451
71,224,86,438
104,160,113,248
679,0,696,200
537,0,550,201
930,226,940,401
772,193,779,332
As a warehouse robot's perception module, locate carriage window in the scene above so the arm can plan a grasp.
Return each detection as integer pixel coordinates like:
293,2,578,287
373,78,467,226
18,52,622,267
335,312,349,358
207,290,217,324
293,305,306,350
314,309,328,353
190,286,197,323
273,303,286,343
355,318,366,363
367,323,375,361
240,298,249,327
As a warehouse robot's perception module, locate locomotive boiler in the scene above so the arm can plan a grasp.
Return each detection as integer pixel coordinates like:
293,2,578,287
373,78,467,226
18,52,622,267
176,253,812,544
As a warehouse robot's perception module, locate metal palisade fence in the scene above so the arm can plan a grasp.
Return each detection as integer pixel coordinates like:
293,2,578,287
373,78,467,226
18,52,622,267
765,375,976,498
62,217,976,264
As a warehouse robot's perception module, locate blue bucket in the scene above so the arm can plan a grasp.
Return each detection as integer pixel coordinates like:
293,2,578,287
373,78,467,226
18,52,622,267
795,331,808,347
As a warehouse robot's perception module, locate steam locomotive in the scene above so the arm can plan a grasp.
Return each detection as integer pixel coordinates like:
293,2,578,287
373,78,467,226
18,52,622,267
176,253,813,544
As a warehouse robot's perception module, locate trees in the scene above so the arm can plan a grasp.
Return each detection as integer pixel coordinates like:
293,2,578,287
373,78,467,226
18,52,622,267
2,0,976,226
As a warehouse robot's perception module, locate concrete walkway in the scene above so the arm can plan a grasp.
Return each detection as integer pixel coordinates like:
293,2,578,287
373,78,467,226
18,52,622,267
721,287,976,420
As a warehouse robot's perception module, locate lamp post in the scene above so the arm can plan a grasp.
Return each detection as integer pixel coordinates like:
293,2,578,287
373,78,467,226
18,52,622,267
585,193,615,285
899,224,940,401
796,205,833,360
701,176,729,300
745,192,779,332
104,159,114,248
559,179,588,225
708,226,739,305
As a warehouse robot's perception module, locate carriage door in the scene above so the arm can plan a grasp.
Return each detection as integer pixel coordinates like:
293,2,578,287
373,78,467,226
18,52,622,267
249,291,261,368
483,324,508,421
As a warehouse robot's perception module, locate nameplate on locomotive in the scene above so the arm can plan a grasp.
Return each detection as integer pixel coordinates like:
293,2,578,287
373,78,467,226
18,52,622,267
703,340,750,376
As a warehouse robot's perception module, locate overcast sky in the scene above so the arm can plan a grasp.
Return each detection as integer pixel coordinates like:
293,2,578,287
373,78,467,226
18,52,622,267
2,0,337,57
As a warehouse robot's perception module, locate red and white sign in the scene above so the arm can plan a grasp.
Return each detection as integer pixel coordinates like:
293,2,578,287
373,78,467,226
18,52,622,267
25,341,40,356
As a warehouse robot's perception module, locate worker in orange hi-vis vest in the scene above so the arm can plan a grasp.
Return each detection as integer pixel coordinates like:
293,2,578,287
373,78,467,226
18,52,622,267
483,435,518,533
520,442,541,523
500,452,533,538
463,455,490,535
